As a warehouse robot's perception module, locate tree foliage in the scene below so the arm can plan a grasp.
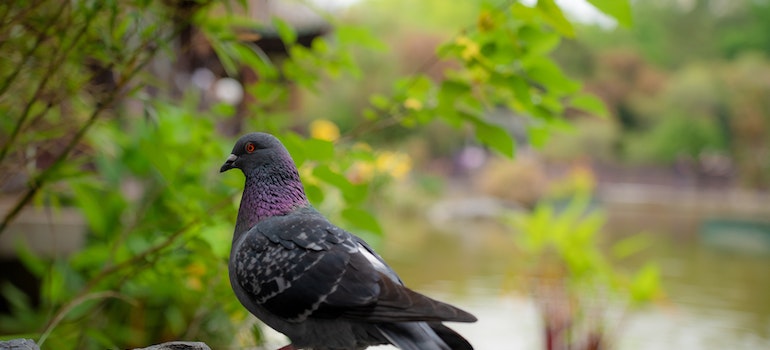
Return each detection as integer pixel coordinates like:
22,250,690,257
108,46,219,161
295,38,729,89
554,0,770,188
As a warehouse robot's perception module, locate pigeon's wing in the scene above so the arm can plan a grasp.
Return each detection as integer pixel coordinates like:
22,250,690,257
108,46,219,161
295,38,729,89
325,258,477,323
233,211,370,322
353,236,403,284
233,210,476,323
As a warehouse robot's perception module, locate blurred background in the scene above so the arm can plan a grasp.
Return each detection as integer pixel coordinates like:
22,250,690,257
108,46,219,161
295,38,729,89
0,0,768,349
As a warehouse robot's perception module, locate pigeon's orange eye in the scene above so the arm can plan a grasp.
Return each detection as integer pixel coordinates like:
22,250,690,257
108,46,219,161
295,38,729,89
245,142,256,153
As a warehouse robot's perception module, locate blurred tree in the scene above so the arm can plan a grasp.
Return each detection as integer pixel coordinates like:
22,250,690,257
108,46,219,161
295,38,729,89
553,0,770,188
720,54,770,188
577,0,770,68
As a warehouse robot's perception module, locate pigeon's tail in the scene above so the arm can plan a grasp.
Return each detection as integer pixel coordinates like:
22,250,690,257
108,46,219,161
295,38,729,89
429,322,474,350
378,322,473,350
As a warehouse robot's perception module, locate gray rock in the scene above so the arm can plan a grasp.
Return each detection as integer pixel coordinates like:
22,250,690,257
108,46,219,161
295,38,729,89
132,341,211,350
0,339,40,350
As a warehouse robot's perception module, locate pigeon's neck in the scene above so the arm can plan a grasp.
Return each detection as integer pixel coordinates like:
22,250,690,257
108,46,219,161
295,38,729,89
235,158,309,235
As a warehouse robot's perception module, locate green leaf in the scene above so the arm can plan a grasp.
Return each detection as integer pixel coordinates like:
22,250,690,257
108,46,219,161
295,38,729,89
251,322,266,345
42,262,70,305
84,329,119,349
281,133,307,166
212,102,237,117
612,234,654,259
528,124,550,147
311,37,329,54
362,107,377,120
335,25,386,51
234,43,279,79
199,223,232,258
166,305,185,334
586,0,633,27
510,2,539,23
472,119,515,157
630,263,660,304
572,210,606,247
305,183,325,205
303,138,335,162
272,17,297,45
369,94,390,109
209,39,239,77
508,75,534,111
571,93,609,118
536,0,575,37
313,165,352,192
436,79,471,126
531,35,561,58
70,243,111,271
438,79,471,102
0,282,33,313
525,59,581,95
13,241,46,277
342,207,383,235
343,183,369,205
519,24,561,57
72,182,108,235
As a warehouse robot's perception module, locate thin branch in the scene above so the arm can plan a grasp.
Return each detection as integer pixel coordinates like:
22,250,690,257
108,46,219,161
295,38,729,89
0,104,106,236
82,217,199,296
0,2,69,95
104,179,164,268
341,109,409,142
0,5,195,236
0,32,162,237
20,74,92,132
36,198,231,345
0,2,90,165
0,0,48,47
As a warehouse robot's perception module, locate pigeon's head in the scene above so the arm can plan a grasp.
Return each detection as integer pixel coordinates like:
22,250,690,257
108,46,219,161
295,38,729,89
220,132,292,175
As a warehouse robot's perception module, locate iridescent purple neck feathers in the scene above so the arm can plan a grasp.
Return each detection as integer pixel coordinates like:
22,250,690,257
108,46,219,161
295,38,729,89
235,155,308,235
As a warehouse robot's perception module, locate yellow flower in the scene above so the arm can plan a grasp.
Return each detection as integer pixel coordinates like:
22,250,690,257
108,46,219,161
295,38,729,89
570,164,596,193
376,151,412,180
455,35,472,47
477,10,495,32
185,263,206,291
462,43,480,61
455,35,480,61
310,119,340,142
353,142,372,152
348,161,375,184
403,98,423,111
299,166,319,186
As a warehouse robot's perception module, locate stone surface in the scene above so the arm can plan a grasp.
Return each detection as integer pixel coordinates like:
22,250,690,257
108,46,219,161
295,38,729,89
132,341,212,350
0,339,40,350
0,338,213,350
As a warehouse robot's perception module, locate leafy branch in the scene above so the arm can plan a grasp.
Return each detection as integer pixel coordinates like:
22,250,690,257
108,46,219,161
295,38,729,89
0,4,184,236
35,196,231,346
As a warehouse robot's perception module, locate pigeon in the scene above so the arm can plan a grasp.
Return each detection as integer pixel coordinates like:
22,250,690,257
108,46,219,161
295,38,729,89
220,132,477,350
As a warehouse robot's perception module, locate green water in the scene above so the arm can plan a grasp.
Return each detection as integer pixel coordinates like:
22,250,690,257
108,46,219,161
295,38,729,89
377,212,770,350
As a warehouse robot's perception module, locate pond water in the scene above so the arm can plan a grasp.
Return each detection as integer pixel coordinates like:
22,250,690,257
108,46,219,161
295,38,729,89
372,206,770,350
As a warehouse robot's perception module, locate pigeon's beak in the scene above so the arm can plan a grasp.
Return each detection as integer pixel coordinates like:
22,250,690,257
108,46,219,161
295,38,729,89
220,154,238,173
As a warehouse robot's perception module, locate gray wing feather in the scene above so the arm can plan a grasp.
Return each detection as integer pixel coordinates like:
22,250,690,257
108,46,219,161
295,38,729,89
378,322,451,350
